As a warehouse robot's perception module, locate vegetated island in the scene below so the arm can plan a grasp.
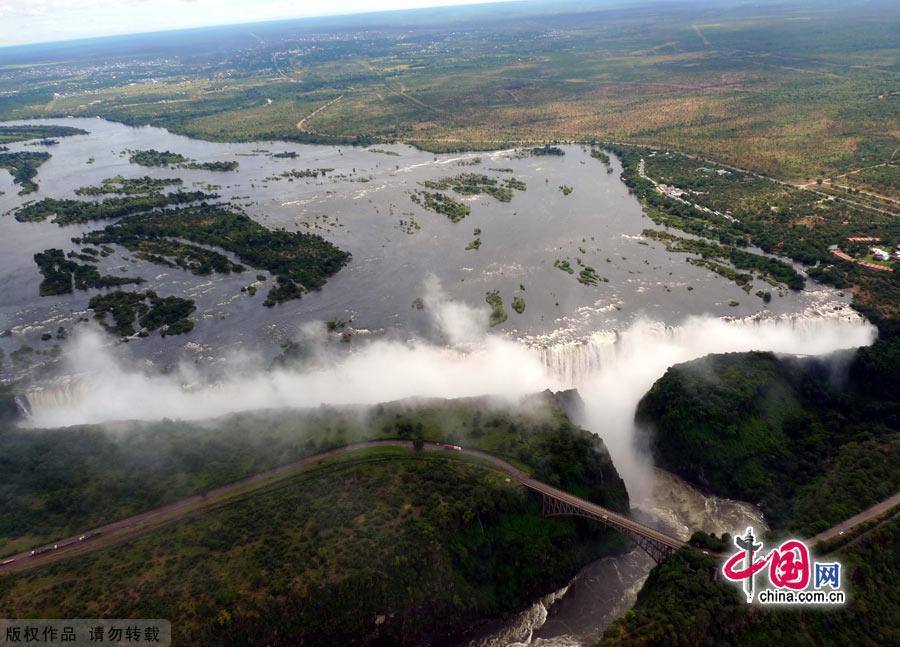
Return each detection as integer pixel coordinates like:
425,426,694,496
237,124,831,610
127,149,238,172
89,289,196,337
0,393,629,646
485,290,507,326
33,248,145,296
14,178,350,332
75,175,184,196
76,204,350,307
422,173,526,203
15,190,214,225
0,151,51,194
0,125,88,145
411,190,470,222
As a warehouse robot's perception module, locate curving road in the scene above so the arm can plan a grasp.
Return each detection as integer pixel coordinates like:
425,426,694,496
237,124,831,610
2,441,895,574
0,441,682,574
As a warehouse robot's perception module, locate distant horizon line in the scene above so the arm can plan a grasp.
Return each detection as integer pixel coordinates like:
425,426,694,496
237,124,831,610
0,0,528,51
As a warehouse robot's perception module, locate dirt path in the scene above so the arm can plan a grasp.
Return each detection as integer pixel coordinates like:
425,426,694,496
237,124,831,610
296,95,343,132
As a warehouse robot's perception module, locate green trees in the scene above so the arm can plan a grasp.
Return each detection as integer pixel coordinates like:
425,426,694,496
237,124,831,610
636,341,900,533
485,291,507,326
15,191,214,225
88,290,195,337
411,190,471,221
0,151,51,194
0,125,87,145
81,205,350,306
421,173,526,203
33,249,144,296
127,150,238,171
127,149,189,167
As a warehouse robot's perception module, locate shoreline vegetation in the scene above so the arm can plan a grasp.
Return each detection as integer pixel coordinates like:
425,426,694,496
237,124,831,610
606,143,898,330
0,151,51,194
0,125,88,145
127,149,239,172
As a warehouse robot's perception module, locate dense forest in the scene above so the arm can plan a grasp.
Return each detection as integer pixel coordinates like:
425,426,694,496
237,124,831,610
636,339,900,535
601,517,898,646
0,392,627,552
79,205,350,304
0,151,51,194
0,394,630,645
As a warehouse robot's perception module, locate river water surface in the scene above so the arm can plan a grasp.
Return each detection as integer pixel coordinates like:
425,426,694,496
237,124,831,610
0,118,857,379
0,119,876,645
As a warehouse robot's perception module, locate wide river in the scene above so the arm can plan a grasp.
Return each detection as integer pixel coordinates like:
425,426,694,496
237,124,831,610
0,117,857,378
0,119,875,645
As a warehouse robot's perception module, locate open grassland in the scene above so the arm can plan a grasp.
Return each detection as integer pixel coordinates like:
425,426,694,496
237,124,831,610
1,2,897,188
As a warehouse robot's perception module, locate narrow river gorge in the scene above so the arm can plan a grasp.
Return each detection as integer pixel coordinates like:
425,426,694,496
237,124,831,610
0,118,878,646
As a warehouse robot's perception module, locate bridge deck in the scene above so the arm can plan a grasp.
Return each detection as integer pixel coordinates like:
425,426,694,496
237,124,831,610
521,477,686,551
457,446,686,552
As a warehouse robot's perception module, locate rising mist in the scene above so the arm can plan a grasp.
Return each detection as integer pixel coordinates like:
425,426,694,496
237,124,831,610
24,282,876,501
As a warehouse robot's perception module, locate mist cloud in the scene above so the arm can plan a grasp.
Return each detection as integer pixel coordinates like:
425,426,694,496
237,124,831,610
24,284,877,502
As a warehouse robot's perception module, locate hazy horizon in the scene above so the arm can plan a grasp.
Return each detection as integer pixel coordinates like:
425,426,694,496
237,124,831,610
0,0,520,48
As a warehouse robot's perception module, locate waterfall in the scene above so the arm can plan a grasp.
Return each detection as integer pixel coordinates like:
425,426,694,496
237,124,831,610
530,300,873,388
18,299,874,429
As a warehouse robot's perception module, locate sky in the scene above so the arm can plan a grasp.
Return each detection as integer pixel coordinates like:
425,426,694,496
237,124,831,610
0,0,514,47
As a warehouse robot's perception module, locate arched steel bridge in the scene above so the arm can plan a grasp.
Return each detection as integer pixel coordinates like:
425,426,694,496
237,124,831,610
1,440,686,573
455,445,686,563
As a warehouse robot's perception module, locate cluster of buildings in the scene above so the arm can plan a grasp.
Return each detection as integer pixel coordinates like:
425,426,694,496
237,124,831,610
830,237,898,272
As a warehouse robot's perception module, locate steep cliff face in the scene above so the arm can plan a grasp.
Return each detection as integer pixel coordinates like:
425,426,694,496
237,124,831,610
0,383,22,424
635,342,899,533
